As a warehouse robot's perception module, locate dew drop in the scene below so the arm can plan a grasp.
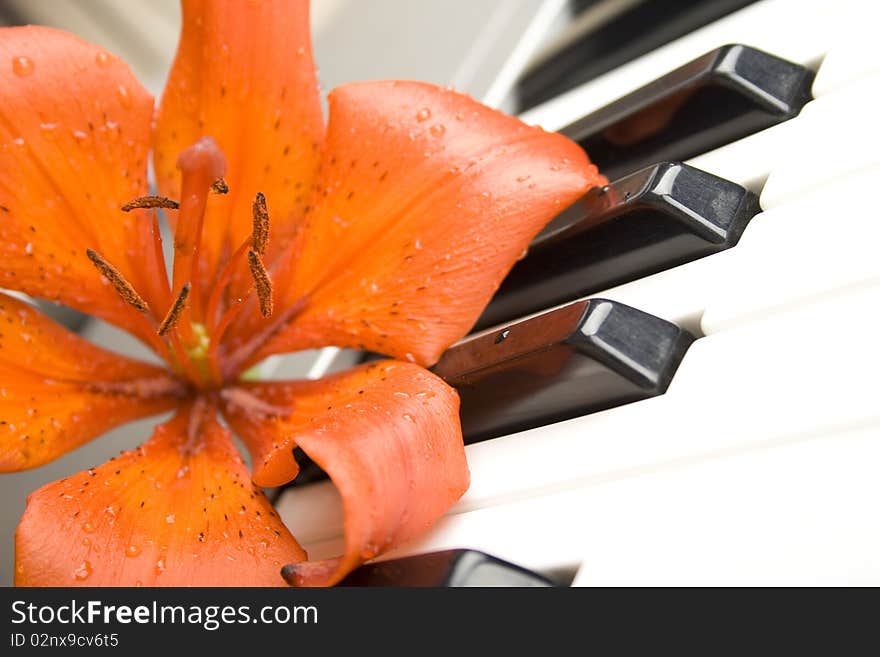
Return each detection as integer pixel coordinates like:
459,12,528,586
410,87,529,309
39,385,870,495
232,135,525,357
154,557,166,576
95,51,111,68
165,513,175,524
393,391,410,399
416,107,432,122
402,413,416,423
117,84,132,109
82,522,95,534
12,56,34,77
430,123,445,137
24,243,33,255
73,560,92,581
81,538,91,547
125,544,141,557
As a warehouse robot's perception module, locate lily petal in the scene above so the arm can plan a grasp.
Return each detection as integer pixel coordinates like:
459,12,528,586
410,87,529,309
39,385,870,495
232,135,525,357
0,293,182,472
231,81,604,370
0,26,160,341
222,360,468,586
153,0,323,287
15,405,307,586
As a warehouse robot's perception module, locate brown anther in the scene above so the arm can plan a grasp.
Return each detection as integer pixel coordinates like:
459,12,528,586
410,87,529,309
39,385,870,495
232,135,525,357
211,177,229,194
247,249,273,317
252,192,269,255
157,283,191,336
120,195,180,212
85,248,150,313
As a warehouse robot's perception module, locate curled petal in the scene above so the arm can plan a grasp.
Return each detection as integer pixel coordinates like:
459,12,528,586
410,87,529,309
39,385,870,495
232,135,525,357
15,406,307,586
222,361,469,586
233,81,604,370
153,0,324,288
0,294,181,472
0,26,160,341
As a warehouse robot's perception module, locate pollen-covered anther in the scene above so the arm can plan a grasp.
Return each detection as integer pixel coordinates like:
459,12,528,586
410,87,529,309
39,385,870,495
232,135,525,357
251,191,269,255
85,248,149,313
157,283,191,336
211,177,229,194
120,195,180,212
247,249,273,317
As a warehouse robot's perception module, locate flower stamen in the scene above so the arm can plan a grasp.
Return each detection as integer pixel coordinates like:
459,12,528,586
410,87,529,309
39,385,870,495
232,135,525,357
120,195,180,212
247,249,273,318
210,178,229,194
85,248,150,313
158,283,191,336
252,191,269,255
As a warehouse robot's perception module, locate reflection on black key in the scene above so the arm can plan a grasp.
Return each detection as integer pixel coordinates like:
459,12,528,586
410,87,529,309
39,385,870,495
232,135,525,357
435,299,694,443
338,550,554,587
476,162,758,330
561,44,814,181
517,0,758,110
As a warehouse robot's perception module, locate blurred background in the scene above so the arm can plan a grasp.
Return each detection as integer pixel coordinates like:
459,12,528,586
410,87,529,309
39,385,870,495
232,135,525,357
0,0,568,586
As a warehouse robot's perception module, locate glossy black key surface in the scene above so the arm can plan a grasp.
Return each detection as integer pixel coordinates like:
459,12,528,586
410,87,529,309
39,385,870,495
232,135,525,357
475,162,759,330
435,299,694,443
560,44,814,181
338,550,554,587
517,0,758,110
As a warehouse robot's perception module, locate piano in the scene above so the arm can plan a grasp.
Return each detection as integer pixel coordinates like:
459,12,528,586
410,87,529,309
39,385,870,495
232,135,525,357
3,0,874,587
274,0,880,585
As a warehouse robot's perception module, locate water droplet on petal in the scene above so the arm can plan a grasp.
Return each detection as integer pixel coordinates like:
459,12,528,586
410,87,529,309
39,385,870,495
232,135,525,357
95,51,111,68
430,123,445,137
154,557,166,576
82,522,95,534
125,544,141,557
165,514,175,524
12,56,34,77
416,108,432,122
73,560,92,581
117,84,132,109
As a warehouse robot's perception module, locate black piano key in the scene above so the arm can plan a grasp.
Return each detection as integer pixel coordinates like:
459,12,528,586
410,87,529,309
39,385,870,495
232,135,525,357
338,550,554,587
435,299,694,443
560,44,813,181
517,0,759,111
475,161,759,330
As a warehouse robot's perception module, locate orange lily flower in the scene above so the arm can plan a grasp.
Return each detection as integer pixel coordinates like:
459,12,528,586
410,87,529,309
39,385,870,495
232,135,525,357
1,0,603,586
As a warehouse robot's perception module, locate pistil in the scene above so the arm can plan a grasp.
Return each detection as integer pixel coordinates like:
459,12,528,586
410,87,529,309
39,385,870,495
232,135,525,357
172,137,227,322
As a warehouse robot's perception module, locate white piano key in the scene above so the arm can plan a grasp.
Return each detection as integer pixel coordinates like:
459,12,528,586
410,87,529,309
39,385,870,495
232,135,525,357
812,15,880,97
759,75,880,209
278,286,880,569
702,170,880,335
308,421,880,583
572,422,880,586
684,118,799,194
518,0,849,133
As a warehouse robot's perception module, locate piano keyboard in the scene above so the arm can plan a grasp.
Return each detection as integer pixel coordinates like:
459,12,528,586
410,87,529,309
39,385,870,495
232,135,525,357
277,0,880,585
